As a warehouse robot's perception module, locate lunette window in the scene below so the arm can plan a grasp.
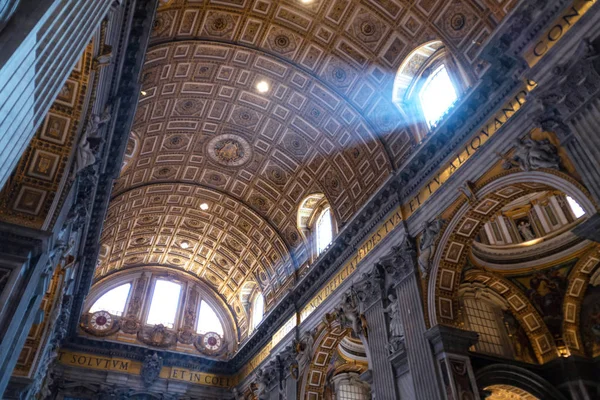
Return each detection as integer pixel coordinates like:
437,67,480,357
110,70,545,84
89,283,131,316
197,300,224,336
566,195,585,218
146,280,181,328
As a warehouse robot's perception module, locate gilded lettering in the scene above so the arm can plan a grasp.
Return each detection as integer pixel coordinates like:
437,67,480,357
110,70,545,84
562,7,580,26
470,136,481,150
502,103,515,119
548,24,563,41
515,90,527,106
494,118,504,130
533,41,548,57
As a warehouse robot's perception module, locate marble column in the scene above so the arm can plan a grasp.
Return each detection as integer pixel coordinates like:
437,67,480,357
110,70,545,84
0,221,51,397
0,0,114,189
379,234,444,400
425,325,480,400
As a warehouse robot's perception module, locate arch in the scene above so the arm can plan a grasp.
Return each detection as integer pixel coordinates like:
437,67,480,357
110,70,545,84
562,246,600,356
461,271,554,364
393,40,446,105
249,291,265,333
297,193,338,263
476,364,568,400
427,170,597,363
300,321,369,400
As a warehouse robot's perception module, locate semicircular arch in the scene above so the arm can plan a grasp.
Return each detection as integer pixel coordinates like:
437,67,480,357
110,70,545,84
427,170,597,343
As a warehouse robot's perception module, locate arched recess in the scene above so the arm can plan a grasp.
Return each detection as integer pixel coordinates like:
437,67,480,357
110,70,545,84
427,170,597,361
97,183,294,320
460,270,555,364
300,322,369,400
562,247,600,356
392,40,472,141
476,364,568,400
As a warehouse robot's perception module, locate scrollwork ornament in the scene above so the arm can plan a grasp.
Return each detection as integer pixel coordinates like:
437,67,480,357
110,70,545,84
120,317,140,334
177,327,196,345
141,353,163,387
353,263,385,308
137,324,177,347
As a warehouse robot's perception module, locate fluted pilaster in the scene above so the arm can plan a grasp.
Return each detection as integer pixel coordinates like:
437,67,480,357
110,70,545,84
395,272,443,400
364,300,398,400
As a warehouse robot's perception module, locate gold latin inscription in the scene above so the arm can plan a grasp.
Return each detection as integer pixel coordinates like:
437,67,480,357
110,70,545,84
300,209,403,322
525,0,597,67
58,351,234,388
58,351,136,373
402,88,528,219
166,368,235,387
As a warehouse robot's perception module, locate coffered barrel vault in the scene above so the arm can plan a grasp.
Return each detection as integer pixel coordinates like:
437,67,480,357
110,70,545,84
6,0,600,399
149,0,513,167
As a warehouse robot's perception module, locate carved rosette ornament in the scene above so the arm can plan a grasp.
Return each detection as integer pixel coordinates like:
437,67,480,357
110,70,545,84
141,353,163,387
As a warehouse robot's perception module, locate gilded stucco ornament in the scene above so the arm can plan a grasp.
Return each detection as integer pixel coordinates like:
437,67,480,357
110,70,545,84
207,134,252,167
137,324,177,348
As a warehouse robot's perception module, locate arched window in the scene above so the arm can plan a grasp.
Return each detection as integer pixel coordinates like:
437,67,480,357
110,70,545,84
251,293,264,331
297,193,336,262
89,283,131,316
146,279,181,328
316,207,333,255
197,300,223,336
419,64,457,128
566,195,585,218
393,41,469,140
